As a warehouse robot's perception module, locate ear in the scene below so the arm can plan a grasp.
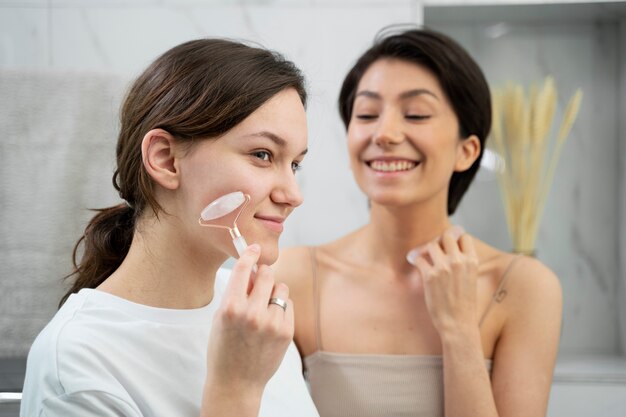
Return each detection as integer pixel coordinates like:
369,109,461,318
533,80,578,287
454,134,481,172
141,128,180,190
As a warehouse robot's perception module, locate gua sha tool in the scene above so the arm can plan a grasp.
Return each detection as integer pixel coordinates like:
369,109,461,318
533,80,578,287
199,191,256,271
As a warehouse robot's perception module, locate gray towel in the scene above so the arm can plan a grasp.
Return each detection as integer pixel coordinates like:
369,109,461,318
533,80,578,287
0,69,129,356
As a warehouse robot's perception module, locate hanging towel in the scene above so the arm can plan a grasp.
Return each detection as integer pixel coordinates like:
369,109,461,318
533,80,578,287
0,69,129,356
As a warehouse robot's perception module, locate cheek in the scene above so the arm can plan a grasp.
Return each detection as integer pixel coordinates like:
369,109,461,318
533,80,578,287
417,124,458,156
347,127,369,159
236,175,272,206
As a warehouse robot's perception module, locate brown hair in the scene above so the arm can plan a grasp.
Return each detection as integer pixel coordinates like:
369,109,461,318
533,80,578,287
60,38,307,306
338,27,491,215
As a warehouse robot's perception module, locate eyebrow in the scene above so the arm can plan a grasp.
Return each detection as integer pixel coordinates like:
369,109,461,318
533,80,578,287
355,88,440,101
246,131,308,156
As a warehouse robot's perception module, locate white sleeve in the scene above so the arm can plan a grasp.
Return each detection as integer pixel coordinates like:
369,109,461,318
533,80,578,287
39,390,142,417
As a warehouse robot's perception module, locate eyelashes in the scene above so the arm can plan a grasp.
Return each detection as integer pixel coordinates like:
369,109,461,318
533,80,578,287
253,150,271,161
251,150,303,174
291,161,303,173
355,114,431,121
405,115,430,121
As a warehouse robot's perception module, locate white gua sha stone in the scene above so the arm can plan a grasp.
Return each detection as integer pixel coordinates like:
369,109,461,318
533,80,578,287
199,191,256,271
200,191,246,222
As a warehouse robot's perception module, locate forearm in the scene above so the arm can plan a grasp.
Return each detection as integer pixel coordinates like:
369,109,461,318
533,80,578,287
441,328,499,417
200,380,263,417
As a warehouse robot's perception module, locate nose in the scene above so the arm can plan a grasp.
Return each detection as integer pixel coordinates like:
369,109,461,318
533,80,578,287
373,112,405,147
270,168,304,208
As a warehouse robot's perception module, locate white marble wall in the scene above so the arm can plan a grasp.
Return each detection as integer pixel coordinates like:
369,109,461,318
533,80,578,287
0,0,623,359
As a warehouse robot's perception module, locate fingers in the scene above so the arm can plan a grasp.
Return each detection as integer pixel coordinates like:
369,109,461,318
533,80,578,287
228,248,292,327
269,283,295,337
425,241,445,266
406,225,466,266
448,225,465,242
458,233,477,258
441,228,462,260
267,282,290,317
412,256,431,281
224,244,261,301
248,265,276,309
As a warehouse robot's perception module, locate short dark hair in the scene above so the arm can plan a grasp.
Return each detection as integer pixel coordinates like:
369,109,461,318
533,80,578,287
338,27,491,215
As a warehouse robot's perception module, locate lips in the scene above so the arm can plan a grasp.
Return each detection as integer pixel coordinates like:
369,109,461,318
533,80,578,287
366,158,419,173
254,215,285,233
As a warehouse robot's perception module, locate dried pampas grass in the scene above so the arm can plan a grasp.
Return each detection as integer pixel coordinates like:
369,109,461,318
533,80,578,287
490,76,582,254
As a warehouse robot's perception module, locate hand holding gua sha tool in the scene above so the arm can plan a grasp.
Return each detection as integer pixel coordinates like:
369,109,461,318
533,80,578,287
199,191,257,272
406,225,466,266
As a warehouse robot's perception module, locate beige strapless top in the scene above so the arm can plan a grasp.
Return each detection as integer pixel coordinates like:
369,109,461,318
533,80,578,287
305,352,492,417
304,248,520,417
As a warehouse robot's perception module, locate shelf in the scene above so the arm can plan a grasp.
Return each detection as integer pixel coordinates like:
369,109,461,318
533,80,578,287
554,354,626,384
424,1,626,23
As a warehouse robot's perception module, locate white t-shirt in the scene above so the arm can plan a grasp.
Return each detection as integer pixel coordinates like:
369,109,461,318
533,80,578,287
20,268,319,417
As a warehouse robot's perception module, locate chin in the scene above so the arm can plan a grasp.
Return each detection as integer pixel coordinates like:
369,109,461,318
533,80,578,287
366,189,412,207
258,248,279,266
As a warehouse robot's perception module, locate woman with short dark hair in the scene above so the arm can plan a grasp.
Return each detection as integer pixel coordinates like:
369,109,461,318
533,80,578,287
276,28,562,417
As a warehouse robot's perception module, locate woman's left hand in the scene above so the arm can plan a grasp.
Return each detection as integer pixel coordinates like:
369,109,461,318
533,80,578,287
409,227,480,335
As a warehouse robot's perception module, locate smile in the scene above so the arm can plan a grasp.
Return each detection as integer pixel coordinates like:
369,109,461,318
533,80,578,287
367,159,418,172
254,215,285,233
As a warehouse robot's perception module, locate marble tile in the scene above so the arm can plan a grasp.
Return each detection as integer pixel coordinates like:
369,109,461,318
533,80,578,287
0,8,48,68
314,0,413,5
50,0,157,6
48,7,202,73
158,0,316,5
0,0,46,5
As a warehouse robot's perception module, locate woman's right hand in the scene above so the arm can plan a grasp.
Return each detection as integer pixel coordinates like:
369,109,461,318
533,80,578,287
201,244,294,416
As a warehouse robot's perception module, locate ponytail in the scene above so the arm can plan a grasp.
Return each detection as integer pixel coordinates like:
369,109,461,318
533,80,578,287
59,203,135,307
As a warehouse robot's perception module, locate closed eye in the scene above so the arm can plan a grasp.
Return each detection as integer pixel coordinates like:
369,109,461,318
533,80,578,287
355,114,378,120
406,115,430,121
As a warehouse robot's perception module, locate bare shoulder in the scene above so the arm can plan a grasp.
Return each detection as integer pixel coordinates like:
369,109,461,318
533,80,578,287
476,239,562,316
504,253,561,308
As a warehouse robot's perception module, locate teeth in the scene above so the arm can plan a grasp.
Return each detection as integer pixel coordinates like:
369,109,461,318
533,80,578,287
369,160,417,172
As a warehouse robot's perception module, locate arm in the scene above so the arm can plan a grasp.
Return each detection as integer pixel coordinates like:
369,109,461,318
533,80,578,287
487,258,562,417
441,257,561,417
201,244,295,417
412,230,562,417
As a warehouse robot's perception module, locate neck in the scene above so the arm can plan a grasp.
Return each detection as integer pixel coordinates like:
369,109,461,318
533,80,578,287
99,214,228,309
361,198,452,271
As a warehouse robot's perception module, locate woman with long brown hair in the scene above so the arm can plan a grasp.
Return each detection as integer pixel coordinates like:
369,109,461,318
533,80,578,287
21,38,319,417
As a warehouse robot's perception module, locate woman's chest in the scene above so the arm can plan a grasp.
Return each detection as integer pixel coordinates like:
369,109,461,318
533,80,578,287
310,270,504,357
